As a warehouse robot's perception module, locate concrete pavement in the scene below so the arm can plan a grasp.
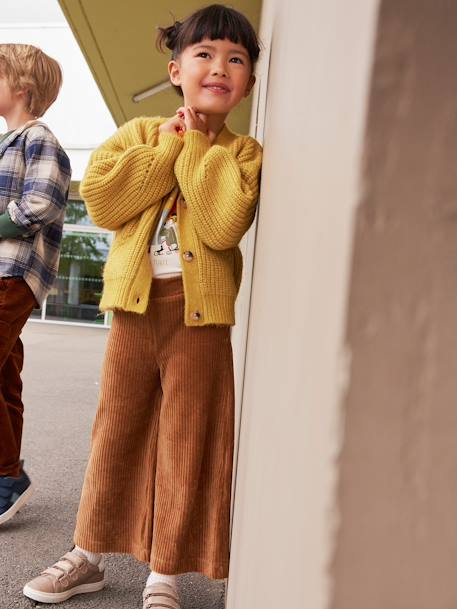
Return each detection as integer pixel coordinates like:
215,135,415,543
0,322,225,609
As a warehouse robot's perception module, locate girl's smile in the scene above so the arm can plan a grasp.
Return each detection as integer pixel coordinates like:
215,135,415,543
202,82,232,95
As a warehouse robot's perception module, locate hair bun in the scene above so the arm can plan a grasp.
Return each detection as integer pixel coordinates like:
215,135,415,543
158,21,182,52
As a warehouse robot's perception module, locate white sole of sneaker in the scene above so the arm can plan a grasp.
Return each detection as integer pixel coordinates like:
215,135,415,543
0,483,34,525
23,579,105,604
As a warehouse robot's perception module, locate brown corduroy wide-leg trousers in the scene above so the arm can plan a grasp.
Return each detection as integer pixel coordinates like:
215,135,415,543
74,276,234,580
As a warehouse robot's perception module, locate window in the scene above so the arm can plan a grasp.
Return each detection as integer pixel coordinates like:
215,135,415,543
30,196,112,327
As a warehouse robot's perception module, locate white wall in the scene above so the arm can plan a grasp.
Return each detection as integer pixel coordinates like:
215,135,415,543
228,1,379,607
0,0,116,180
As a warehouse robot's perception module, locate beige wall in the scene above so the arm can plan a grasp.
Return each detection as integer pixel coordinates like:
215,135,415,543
228,1,379,607
331,2,457,608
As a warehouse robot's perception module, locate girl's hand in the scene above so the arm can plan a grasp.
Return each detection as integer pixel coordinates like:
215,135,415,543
176,106,217,144
159,114,186,137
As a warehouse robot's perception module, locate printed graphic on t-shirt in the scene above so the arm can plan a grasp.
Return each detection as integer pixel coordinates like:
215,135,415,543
150,199,182,276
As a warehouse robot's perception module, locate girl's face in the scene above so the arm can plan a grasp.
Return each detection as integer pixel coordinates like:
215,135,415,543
168,38,255,116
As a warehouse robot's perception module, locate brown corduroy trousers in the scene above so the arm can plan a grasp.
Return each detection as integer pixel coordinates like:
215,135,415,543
0,278,36,478
74,276,235,579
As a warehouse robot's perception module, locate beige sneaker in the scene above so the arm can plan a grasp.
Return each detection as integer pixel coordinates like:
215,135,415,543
23,549,105,603
143,582,181,609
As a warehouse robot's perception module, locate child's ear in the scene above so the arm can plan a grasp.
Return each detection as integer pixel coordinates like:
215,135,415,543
14,88,31,110
244,74,256,97
13,88,26,100
168,60,181,86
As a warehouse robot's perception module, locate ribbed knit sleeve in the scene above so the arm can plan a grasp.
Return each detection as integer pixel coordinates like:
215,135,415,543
80,117,184,230
174,130,262,250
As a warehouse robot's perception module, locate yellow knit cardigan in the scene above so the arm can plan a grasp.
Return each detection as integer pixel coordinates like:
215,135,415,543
80,116,262,326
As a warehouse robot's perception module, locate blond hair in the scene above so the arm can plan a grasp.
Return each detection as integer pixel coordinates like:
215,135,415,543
0,44,62,117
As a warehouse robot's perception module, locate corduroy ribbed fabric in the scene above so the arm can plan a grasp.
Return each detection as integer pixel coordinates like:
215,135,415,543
0,278,36,477
74,276,234,579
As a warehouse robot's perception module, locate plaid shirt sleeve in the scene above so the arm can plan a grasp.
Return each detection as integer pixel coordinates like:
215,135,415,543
7,126,71,233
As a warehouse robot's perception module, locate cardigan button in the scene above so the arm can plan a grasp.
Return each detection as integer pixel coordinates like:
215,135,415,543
183,251,194,262
181,197,187,208
191,311,201,321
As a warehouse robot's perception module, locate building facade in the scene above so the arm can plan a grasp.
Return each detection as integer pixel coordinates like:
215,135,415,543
1,0,116,326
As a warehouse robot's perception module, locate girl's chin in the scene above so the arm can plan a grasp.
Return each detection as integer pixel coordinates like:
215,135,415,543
185,100,230,116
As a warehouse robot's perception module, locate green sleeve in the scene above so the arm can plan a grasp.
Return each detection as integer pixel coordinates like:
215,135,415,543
0,212,24,238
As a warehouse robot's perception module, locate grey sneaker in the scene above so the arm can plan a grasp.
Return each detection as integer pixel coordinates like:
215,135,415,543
23,549,105,603
143,582,181,609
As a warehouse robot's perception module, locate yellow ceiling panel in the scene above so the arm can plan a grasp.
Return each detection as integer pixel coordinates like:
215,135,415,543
58,0,262,133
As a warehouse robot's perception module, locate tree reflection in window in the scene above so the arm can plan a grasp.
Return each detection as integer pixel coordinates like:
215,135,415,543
46,200,111,322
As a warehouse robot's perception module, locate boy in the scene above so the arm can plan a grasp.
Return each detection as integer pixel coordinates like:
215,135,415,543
0,44,71,525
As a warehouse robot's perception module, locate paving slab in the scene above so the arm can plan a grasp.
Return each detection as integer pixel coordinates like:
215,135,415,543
0,322,225,609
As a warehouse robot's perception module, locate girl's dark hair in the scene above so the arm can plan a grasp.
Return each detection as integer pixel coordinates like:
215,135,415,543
157,4,260,96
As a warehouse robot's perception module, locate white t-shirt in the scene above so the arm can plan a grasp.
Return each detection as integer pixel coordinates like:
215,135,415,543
149,197,182,277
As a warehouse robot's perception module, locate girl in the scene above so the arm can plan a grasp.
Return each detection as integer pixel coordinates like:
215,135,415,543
23,5,262,609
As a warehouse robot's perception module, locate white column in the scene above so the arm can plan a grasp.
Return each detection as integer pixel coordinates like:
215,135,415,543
228,1,379,607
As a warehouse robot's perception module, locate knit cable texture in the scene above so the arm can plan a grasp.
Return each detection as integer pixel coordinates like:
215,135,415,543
80,116,262,326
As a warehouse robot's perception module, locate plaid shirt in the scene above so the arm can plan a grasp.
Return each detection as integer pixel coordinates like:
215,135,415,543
0,120,71,305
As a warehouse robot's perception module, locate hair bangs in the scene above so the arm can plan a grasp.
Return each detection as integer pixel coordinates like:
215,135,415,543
176,5,260,64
